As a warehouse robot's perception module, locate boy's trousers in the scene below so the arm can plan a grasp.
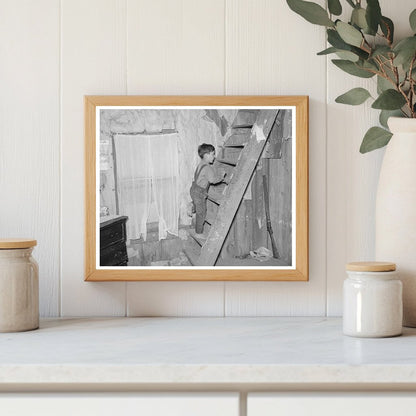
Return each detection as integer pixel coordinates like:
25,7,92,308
190,184,207,234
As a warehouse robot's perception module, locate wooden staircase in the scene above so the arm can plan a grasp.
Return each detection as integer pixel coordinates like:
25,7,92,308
185,109,279,266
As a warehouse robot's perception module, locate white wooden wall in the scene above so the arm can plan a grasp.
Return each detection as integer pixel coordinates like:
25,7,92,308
1,0,413,317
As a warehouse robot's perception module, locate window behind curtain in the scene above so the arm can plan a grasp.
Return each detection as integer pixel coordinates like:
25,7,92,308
114,133,179,241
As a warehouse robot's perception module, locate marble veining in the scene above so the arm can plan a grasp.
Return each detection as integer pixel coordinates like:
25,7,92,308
1,317,416,385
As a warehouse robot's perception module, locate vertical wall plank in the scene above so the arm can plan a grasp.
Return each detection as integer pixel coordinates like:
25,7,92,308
0,1,60,317
224,0,327,316
125,0,226,316
326,0,416,316
61,0,127,316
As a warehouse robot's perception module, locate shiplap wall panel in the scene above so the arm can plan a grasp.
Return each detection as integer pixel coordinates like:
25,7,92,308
326,0,416,316
224,0,327,315
61,0,127,316
126,0,226,94
0,1,60,317
125,0,226,316
5,0,407,317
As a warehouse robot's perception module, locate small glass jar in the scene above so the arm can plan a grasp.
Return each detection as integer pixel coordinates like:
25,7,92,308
0,239,39,332
343,261,402,338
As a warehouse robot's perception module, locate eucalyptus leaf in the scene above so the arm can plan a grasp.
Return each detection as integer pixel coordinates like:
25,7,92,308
335,50,359,62
393,36,416,70
317,46,358,61
410,9,416,32
371,46,392,58
366,0,382,35
336,21,363,47
286,0,334,27
362,59,379,71
360,127,392,153
332,59,375,78
328,0,342,16
327,29,369,59
335,88,371,105
380,16,394,44
379,109,402,129
377,75,393,94
317,47,338,55
327,29,348,49
372,89,407,110
351,7,368,32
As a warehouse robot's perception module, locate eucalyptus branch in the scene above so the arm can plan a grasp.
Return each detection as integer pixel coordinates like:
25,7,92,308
409,56,416,117
286,0,416,151
362,37,373,53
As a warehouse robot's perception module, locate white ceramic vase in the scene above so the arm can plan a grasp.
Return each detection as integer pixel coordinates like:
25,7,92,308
375,117,416,327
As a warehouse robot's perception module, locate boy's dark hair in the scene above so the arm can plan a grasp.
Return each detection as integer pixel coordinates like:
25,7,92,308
198,143,215,158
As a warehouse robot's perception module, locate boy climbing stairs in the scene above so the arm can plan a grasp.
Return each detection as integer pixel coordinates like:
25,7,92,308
185,108,279,266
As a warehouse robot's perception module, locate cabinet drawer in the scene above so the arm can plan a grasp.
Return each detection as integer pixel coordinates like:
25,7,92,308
100,221,126,248
248,393,416,416
100,241,128,266
0,393,239,416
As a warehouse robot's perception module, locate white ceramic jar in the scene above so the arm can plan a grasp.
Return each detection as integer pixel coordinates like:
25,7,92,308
343,262,402,338
0,239,39,332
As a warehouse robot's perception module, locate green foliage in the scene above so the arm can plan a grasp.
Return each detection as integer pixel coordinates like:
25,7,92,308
380,16,394,44
377,75,392,95
328,0,342,16
410,9,416,32
332,59,375,78
285,0,416,153
335,88,371,105
360,127,392,153
336,21,363,47
317,47,337,55
372,89,407,110
287,0,334,27
394,37,416,71
351,8,368,32
365,0,382,35
317,46,359,61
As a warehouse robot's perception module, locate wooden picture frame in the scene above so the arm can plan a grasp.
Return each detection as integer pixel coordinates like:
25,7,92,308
85,96,308,281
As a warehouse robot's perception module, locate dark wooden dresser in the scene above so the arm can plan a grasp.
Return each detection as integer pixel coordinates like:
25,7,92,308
100,215,129,266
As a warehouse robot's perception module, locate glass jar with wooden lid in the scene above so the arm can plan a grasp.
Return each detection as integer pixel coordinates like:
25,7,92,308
343,261,402,338
0,239,39,332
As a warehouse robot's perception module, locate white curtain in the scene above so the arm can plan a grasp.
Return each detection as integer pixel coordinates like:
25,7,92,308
114,133,179,241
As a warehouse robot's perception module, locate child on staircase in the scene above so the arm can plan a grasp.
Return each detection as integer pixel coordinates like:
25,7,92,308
190,143,226,236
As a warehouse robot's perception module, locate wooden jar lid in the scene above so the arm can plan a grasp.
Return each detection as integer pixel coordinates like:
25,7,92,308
346,261,396,272
0,239,37,249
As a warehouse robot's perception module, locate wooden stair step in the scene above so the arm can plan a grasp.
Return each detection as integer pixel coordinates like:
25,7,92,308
231,110,259,128
207,189,224,205
204,209,217,225
221,146,242,161
183,240,201,266
213,161,234,178
231,127,252,135
188,229,207,247
224,133,250,147
216,158,237,166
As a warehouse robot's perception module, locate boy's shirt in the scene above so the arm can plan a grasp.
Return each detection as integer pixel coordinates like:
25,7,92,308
195,163,223,188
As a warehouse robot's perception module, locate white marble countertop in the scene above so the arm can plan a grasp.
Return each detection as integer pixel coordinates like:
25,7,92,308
1,317,416,389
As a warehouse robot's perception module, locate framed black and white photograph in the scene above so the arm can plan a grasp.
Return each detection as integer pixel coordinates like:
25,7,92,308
85,96,308,281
